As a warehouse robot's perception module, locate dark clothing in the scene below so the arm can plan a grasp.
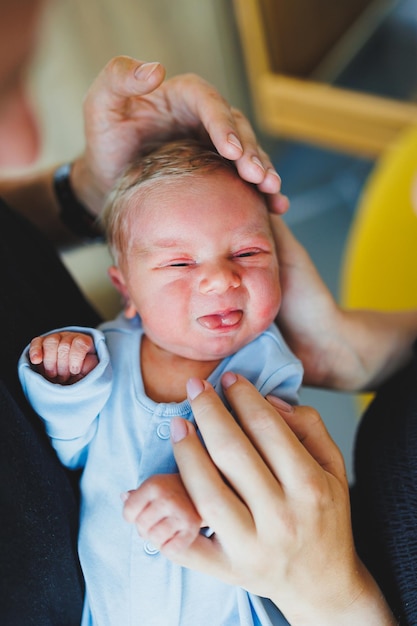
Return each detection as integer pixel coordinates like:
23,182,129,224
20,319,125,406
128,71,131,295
0,198,101,625
352,343,417,626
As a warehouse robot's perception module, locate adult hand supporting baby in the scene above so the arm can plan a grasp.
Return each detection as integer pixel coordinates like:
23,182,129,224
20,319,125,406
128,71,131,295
270,215,417,392
72,55,287,216
168,373,396,626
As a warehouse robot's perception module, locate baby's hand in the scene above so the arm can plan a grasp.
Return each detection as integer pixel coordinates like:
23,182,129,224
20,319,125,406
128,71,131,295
29,331,98,384
123,473,202,553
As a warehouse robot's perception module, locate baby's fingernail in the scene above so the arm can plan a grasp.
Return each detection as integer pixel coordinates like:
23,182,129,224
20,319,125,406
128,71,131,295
170,417,189,443
120,492,130,502
186,377,205,401
227,133,243,152
267,395,294,413
222,371,237,389
134,62,160,81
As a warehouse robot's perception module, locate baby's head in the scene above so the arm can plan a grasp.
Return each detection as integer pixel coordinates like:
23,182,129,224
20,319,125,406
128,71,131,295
103,138,281,363
103,139,247,263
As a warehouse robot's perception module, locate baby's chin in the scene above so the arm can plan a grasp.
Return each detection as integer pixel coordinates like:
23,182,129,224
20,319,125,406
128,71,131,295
183,332,266,363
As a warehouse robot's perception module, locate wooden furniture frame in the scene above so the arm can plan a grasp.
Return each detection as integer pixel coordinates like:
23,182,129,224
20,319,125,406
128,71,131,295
233,0,417,156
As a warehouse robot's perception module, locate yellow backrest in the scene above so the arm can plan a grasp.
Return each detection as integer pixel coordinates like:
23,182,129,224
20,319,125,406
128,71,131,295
341,124,417,408
341,125,417,311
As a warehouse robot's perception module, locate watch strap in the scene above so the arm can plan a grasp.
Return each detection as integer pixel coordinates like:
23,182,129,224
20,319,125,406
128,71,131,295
54,163,103,240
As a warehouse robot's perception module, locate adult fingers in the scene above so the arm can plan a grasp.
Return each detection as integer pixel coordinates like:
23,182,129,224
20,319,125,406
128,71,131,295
227,112,288,210
232,125,289,213
267,395,347,483
171,414,255,543
165,75,288,210
221,373,347,493
169,415,255,583
178,379,284,524
84,56,166,115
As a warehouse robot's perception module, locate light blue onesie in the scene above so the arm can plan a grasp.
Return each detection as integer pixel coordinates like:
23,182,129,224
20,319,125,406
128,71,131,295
19,313,303,626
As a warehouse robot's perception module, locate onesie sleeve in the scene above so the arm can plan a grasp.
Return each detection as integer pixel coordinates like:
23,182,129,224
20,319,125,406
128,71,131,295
254,327,303,404
214,324,303,405
18,326,112,469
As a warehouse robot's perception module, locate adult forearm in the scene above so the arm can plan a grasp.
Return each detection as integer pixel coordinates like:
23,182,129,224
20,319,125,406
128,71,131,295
334,308,417,391
0,166,82,246
0,155,106,247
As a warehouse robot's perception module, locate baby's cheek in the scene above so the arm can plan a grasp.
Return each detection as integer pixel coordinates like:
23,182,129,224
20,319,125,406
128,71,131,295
260,278,281,318
254,293,281,332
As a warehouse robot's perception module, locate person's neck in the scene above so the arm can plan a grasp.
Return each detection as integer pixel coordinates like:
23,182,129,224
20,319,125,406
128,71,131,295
141,335,221,403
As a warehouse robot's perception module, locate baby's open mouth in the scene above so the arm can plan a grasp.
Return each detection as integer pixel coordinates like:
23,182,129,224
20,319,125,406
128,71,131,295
197,310,243,330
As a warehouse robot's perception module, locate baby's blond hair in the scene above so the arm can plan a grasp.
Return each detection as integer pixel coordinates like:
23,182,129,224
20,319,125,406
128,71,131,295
101,138,248,263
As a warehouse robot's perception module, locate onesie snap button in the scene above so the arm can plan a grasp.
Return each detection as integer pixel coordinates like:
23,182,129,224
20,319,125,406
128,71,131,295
156,421,171,440
143,542,160,556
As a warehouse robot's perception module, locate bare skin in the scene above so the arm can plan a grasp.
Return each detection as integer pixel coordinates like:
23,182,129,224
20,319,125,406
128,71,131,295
0,56,288,246
166,374,397,626
271,215,417,391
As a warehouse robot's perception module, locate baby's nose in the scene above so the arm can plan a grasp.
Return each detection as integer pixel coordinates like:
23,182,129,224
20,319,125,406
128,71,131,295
199,262,241,295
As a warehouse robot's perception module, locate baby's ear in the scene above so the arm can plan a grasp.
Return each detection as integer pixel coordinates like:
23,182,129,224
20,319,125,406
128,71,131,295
107,266,137,319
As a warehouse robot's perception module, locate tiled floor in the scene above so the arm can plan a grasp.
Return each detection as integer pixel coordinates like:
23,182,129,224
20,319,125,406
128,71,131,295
268,0,417,482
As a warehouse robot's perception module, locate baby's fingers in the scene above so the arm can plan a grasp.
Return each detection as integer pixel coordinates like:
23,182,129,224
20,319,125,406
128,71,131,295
28,336,45,365
30,334,61,379
29,332,96,382
123,474,202,552
66,334,96,376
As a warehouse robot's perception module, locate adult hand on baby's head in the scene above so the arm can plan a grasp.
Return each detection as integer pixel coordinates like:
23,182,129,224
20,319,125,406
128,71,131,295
167,374,394,625
71,55,288,215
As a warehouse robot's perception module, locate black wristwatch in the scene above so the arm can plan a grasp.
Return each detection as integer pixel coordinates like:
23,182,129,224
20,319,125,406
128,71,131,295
54,163,103,240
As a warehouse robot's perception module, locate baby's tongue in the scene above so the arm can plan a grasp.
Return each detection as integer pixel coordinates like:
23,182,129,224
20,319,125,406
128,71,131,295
198,310,243,330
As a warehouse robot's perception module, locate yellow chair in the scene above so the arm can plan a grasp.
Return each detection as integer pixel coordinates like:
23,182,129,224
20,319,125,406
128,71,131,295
340,124,417,406
341,124,417,311
232,0,417,157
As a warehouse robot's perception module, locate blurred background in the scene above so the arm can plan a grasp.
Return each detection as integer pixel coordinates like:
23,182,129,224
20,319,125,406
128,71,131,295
9,0,417,480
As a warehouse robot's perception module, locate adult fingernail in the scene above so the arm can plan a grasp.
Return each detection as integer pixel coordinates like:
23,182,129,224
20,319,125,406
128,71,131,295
251,155,265,172
267,395,294,413
276,194,290,212
222,371,237,389
227,133,243,152
135,62,160,81
186,377,204,400
170,417,189,443
267,167,281,184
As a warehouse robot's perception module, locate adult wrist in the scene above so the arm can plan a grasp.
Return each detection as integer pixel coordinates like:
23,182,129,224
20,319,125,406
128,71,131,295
69,156,106,217
53,162,104,240
289,570,396,626
274,559,396,626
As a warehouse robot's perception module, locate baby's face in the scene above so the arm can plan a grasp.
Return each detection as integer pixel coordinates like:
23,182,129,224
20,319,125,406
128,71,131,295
117,169,281,362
